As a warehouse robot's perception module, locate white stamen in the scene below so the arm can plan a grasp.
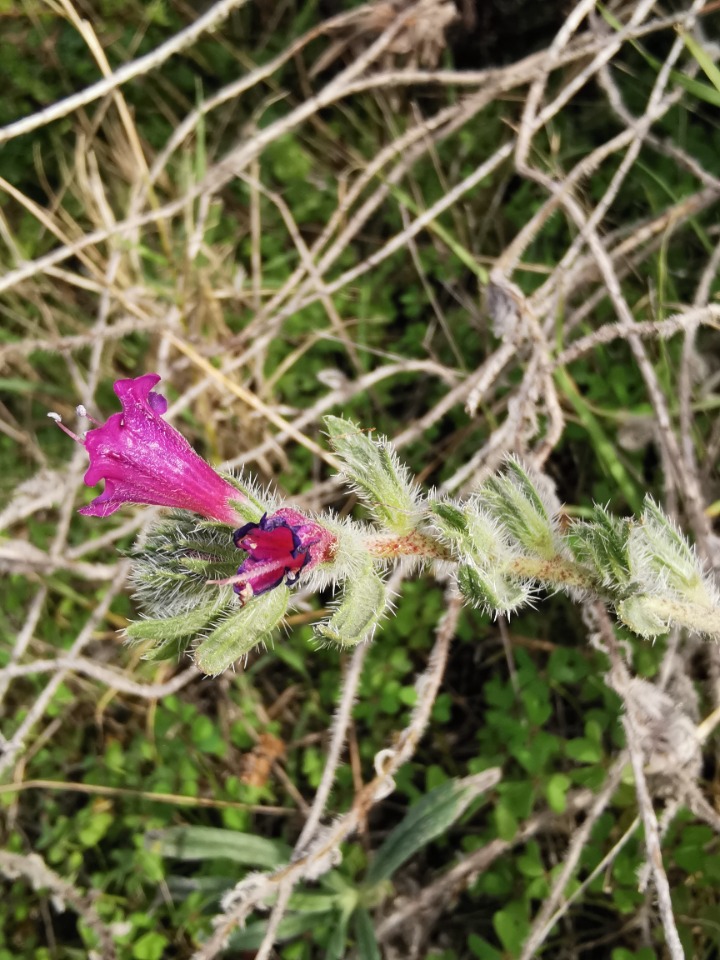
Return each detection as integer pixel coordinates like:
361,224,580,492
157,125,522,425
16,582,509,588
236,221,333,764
47,412,62,422
76,404,87,417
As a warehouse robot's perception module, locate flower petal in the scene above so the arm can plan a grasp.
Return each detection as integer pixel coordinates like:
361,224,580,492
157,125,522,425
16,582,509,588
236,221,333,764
80,373,243,523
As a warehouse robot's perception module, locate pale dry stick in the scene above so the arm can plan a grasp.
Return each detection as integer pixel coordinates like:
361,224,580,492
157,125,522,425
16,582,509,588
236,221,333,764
163,330,343,471
153,96,476,420
640,130,720,192
221,359,459,471
515,12,713,548
530,815,642,954
204,3,433,193
229,29,641,351
678,238,720,564
500,0,662,279
596,605,686,960
0,175,105,285
58,0,155,204
441,359,548,495
296,569,406,850
593,13,720,194
0,588,47,711
134,9,682,214
0,81,494,301
636,797,685,894
0,565,128,779
558,187,720,337
0,0,251,145
531,0,706,313
66,513,149,560
192,590,464,960
253,880,295,960
206,28,651,361
131,4,383,210
0,193,194,297
0,10,689,304
0,851,116,960
394,341,517,449
399,203,466,370
580,209,714,551
515,0,604,171
0,314,171,361
227,89,501,359
0,19,675,305
1,659,198,699
309,140,514,305
0,539,118,581
237,173,363,374
376,787,598,944
532,70,691,332
555,307,720,368
499,120,659,291
685,784,720,834
0,778,295,815
517,755,627,960
295,638,374,852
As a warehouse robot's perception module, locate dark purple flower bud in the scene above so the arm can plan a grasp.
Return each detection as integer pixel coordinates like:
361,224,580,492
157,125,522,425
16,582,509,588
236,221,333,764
50,373,244,524
232,508,337,604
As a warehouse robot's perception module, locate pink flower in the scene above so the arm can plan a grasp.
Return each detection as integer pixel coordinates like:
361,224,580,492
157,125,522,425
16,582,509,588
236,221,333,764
50,373,243,524
232,508,336,603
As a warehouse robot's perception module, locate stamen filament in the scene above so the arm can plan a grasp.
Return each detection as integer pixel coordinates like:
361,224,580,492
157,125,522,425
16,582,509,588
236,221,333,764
47,412,84,444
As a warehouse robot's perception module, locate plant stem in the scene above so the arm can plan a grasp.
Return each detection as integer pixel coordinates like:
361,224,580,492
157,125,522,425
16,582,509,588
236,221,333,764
364,531,453,560
507,555,596,590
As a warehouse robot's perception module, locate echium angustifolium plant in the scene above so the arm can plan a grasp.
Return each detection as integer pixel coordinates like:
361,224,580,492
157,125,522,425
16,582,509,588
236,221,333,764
49,374,720,674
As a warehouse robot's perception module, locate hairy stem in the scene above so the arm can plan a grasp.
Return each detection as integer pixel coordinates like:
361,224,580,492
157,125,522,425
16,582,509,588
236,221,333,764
363,531,453,560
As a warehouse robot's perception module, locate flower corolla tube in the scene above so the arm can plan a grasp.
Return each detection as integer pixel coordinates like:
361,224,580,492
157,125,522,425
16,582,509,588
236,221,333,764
49,373,243,524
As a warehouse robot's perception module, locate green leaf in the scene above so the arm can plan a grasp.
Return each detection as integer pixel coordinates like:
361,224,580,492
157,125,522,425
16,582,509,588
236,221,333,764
288,891,343,914
546,773,572,813
615,595,668,639
569,504,630,589
430,497,510,569
229,912,321,950
314,565,387,647
125,599,227,646
468,934,503,960
147,825,290,867
554,366,642,513
676,27,720,95
494,803,518,842
456,563,531,615
566,738,603,764
480,458,560,559
324,416,421,534
325,910,351,960
194,587,289,675
429,499,468,537
366,770,500,885
133,931,168,960
493,901,529,957
354,908,381,960
629,497,712,604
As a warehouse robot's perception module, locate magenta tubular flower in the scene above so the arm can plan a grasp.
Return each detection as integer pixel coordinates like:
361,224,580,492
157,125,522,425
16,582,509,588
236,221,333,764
232,508,336,603
67,374,243,523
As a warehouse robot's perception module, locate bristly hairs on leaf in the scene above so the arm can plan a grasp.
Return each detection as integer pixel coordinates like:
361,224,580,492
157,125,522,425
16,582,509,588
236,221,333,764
323,416,425,536
628,496,719,607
